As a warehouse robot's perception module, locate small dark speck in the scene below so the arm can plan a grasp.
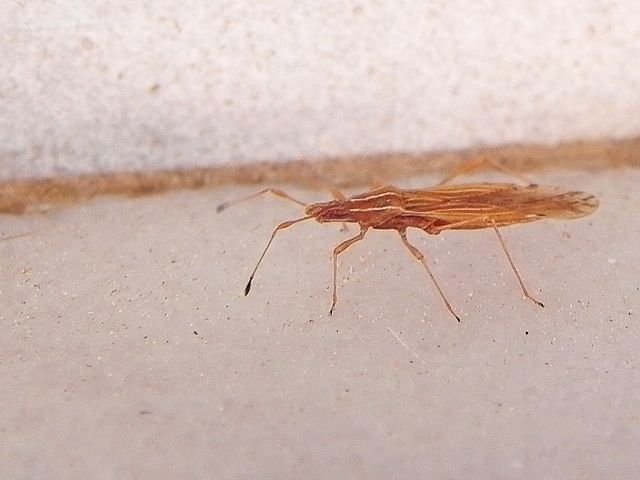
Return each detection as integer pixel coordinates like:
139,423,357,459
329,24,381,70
148,83,161,94
144,335,148,339
138,410,152,415
193,330,198,335
525,331,529,335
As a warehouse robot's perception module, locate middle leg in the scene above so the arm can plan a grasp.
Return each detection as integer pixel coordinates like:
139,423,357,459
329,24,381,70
398,229,461,322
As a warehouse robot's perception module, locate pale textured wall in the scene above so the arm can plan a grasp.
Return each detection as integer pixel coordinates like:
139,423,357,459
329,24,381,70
2,1,640,180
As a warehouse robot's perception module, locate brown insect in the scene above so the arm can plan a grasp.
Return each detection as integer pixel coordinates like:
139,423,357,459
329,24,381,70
217,158,599,321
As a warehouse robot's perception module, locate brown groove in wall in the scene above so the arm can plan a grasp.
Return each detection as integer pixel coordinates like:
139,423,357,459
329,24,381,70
1,137,638,215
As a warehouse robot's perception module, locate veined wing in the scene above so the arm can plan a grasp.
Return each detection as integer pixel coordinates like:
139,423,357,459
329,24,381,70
400,183,599,228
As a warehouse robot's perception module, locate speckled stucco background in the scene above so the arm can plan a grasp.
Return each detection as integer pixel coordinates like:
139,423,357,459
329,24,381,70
2,1,640,180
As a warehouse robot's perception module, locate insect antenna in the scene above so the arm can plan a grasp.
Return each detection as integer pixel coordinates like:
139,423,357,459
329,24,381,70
216,188,307,213
244,216,312,295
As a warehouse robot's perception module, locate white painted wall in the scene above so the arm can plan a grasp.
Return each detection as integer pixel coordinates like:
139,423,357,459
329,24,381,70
2,1,639,179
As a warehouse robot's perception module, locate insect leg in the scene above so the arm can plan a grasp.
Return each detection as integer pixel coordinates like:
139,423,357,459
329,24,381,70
329,228,368,315
330,188,351,232
217,188,307,213
489,220,545,308
368,180,396,190
398,230,461,322
244,216,313,295
330,187,347,201
438,157,534,186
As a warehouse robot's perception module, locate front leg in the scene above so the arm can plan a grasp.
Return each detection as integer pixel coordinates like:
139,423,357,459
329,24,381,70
329,228,368,315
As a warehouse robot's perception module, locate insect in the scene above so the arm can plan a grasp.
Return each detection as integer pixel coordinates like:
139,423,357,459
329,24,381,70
217,158,599,321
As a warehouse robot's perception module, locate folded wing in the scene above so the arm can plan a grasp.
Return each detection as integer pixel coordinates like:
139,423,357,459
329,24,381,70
401,183,599,229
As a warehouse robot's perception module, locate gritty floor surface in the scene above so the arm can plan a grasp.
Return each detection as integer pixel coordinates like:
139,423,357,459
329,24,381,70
1,168,639,479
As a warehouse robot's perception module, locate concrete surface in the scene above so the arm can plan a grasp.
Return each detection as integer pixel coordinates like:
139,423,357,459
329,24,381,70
3,1,640,179
1,168,639,479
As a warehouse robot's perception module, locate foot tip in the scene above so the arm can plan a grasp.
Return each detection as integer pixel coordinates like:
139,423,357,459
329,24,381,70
529,297,545,308
525,294,544,308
